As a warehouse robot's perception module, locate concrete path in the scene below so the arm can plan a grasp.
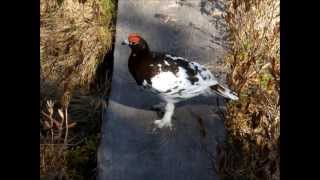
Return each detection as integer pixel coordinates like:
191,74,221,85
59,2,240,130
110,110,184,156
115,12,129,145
98,0,229,179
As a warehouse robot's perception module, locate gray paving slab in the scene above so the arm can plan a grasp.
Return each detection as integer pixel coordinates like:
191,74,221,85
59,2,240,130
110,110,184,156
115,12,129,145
98,0,229,179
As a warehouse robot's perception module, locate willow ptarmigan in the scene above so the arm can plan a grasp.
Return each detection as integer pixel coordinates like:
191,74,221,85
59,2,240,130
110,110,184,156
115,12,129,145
122,33,238,129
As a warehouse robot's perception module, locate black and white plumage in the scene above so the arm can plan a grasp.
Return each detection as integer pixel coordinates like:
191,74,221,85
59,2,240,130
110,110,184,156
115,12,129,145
122,33,238,129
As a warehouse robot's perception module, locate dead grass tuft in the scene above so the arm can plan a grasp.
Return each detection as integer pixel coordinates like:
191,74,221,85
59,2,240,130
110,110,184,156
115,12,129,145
40,100,73,179
216,0,280,179
40,0,115,179
40,144,68,179
40,0,114,92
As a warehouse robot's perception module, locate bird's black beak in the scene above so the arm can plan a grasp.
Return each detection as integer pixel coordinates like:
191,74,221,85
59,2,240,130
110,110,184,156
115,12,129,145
121,39,129,45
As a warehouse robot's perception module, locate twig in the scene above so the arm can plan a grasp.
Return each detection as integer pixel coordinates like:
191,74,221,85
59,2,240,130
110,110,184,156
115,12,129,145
50,114,54,143
64,107,69,145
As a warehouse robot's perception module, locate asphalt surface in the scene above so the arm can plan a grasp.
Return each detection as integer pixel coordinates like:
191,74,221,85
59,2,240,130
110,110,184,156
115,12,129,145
98,1,229,179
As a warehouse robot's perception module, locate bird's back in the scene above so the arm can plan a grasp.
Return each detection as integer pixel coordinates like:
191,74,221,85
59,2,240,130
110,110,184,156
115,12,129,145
131,51,218,102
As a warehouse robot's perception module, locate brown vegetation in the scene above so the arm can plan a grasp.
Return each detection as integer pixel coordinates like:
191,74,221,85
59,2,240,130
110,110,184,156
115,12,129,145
40,0,115,179
216,0,280,179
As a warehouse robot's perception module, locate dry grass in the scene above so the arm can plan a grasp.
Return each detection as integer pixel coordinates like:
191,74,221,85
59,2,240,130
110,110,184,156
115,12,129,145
40,0,114,92
40,0,115,179
216,0,280,179
40,100,71,179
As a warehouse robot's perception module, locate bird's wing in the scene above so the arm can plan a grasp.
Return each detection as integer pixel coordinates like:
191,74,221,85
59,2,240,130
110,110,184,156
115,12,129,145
163,54,218,85
142,53,218,101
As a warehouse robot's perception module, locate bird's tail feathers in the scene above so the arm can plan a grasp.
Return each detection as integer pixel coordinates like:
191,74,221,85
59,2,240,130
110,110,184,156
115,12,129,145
210,84,239,100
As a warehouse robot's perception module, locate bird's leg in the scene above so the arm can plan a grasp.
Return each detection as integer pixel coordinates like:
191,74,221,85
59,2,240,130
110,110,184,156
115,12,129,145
150,102,166,111
150,102,166,117
153,103,175,129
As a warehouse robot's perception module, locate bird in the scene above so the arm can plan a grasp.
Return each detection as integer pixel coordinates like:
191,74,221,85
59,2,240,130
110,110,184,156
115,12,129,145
122,33,239,130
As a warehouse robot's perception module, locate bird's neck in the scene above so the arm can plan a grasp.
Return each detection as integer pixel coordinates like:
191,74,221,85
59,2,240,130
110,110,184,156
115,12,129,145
129,48,153,70
132,49,149,55
130,46,152,60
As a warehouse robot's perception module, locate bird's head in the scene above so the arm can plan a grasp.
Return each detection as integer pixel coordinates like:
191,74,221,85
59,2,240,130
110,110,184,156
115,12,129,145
122,33,149,53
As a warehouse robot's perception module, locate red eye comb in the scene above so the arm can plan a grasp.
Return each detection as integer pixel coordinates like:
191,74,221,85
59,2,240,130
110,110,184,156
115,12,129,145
128,33,141,43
